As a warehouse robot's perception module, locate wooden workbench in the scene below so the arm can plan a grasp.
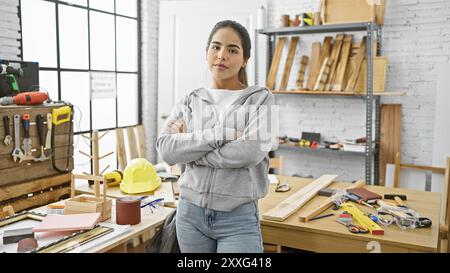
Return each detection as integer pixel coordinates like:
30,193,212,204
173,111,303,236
259,176,441,253
28,199,174,253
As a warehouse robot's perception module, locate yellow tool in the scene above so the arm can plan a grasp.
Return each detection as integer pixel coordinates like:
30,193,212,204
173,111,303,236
341,202,384,235
51,105,73,173
103,170,123,186
52,106,71,125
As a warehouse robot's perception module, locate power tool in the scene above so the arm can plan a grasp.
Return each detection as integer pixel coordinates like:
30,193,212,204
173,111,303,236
0,64,23,96
0,91,49,106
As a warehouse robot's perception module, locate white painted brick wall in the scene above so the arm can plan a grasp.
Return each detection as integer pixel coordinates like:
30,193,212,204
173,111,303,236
0,0,21,60
141,0,450,182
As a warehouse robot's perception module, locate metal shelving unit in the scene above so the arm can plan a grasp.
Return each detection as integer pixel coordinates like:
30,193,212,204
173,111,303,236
258,22,383,185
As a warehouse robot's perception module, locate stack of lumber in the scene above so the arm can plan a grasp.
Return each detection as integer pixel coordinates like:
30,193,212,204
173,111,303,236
267,35,387,93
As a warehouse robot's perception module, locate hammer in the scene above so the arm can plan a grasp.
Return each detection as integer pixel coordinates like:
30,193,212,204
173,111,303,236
34,114,51,162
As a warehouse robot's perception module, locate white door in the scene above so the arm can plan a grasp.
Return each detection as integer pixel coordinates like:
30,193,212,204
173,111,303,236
158,0,266,134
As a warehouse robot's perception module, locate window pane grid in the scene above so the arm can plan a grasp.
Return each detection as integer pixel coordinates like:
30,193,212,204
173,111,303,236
21,0,141,173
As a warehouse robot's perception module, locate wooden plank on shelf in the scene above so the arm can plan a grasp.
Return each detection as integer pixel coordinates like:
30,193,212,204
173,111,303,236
332,35,353,91
379,104,402,186
315,37,332,85
266,37,287,90
345,36,367,92
296,55,309,90
325,34,344,91
279,37,299,91
262,175,337,222
298,180,365,222
271,90,405,97
355,56,388,93
313,58,332,91
306,42,321,90
115,128,127,171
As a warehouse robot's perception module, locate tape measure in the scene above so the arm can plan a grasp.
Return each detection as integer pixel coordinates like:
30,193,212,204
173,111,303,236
341,203,384,235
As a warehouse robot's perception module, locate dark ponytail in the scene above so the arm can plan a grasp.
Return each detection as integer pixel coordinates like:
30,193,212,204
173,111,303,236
206,20,251,87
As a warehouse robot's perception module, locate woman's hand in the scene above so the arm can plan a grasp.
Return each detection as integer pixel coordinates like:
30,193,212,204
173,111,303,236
167,119,187,134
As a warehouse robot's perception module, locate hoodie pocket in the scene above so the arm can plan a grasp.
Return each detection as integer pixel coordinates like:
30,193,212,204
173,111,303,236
212,168,253,198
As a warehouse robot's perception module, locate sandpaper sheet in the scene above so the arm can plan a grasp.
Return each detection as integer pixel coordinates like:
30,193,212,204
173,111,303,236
32,213,101,232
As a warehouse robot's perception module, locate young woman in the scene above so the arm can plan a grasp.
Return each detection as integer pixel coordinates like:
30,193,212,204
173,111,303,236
156,20,276,253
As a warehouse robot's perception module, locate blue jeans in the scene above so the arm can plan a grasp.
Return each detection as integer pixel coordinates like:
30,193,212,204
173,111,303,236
176,198,263,253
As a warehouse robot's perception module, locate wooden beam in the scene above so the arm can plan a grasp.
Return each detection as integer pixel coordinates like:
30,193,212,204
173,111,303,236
296,55,309,89
345,36,366,92
394,152,401,188
115,128,127,171
266,37,287,90
73,174,104,182
127,127,139,160
279,37,299,91
298,180,365,222
306,42,321,90
313,58,332,91
325,34,344,91
313,36,332,87
332,35,353,91
380,104,402,186
262,175,337,222
136,125,147,159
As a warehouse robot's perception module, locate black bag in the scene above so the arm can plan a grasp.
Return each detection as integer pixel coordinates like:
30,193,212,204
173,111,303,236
146,209,180,253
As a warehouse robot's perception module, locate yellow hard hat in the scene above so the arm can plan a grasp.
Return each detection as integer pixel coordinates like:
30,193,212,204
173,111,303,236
120,158,161,194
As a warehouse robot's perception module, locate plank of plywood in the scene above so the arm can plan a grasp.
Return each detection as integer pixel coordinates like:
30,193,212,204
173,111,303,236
296,55,309,89
379,104,402,186
279,37,299,91
306,42,321,90
266,37,287,90
262,175,337,222
126,127,139,160
355,56,388,93
115,128,127,171
322,0,378,25
136,125,147,159
332,35,352,91
313,58,332,91
298,180,366,222
325,34,344,91
345,36,367,92
311,37,332,89
32,213,101,232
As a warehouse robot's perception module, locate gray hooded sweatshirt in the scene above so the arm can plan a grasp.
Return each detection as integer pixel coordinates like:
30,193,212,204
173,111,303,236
156,85,277,212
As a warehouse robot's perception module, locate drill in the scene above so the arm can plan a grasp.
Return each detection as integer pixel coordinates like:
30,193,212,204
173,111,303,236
0,64,23,94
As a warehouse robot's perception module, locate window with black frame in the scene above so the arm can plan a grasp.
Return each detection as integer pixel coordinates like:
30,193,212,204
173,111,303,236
20,0,141,174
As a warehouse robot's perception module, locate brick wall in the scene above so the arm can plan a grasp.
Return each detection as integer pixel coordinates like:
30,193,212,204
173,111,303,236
141,0,450,183
0,0,21,60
